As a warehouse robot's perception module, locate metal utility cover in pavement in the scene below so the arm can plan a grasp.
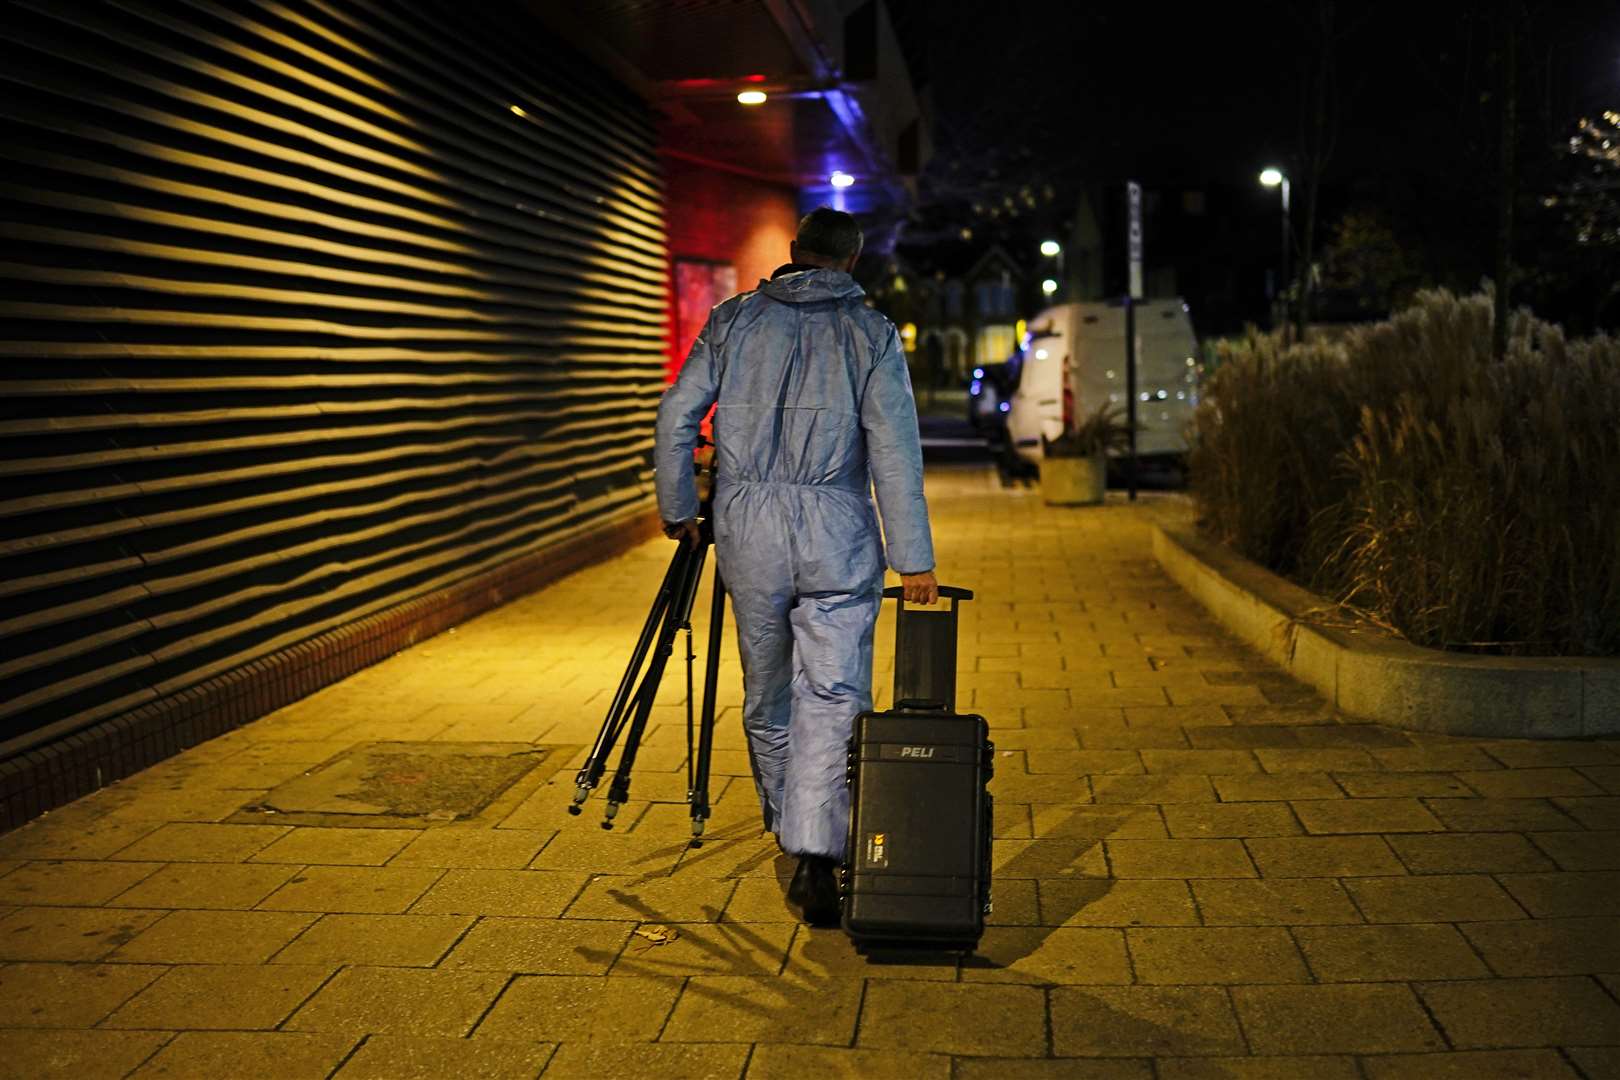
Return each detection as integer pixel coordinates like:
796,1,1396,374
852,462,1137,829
247,742,553,826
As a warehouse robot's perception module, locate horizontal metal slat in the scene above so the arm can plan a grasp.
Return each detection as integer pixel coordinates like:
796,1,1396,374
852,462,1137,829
0,0,670,756
0,142,668,304
102,0,667,229
0,22,670,278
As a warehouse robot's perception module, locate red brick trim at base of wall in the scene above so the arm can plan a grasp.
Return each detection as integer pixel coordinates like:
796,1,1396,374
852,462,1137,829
0,507,663,833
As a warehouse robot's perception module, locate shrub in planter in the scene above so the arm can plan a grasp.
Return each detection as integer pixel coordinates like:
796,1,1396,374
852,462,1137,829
1190,289,1620,656
1042,402,1133,505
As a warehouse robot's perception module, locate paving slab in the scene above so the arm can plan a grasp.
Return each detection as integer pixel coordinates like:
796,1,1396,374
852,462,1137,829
1290,798,1443,834
1161,802,1302,838
745,1045,950,1080
111,908,318,964
1358,1049,1584,1079
1293,922,1489,981
1245,836,1405,877
662,974,862,1045
1156,1058,1361,1080
1105,839,1257,878
1459,916,1620,976
1048,985,1246,1057
1495,870,1620,917
1342,873,1527,923
284,965,509,1036
1417,976,1620,1048
1037,877,1199,926
2,472,1613,1076
1212,773,1344,801
1189,878,1362,925
541,1042,750,1080
1528,830,1620,871
1389,833,1558,874
0,860,164,907
270,912,473,966
105,863,299,916
331,1035,555,1080
1424,797,1580,832
858,981,1047,1056
960,925,1132,983
440,916,634,974
103,963,333,1030
955,1060,1153,1080
1231,984,1446,1054
0,905,163,962
473,973,681,1042
0,1030,170,1080
129,1032,356,1080
259,865,446,913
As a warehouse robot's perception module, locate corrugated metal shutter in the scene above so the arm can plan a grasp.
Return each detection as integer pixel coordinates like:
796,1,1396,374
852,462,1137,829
0,0,668,757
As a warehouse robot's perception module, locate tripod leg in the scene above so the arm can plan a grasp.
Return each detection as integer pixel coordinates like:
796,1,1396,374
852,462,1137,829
603,541,708,828
569,546,682,811
689,566,726,842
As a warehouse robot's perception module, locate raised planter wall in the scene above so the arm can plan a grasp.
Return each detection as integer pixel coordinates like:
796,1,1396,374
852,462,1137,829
1152,526,1620,739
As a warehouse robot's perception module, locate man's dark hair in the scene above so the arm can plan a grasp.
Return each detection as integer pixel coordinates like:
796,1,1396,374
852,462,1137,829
795,207,863,261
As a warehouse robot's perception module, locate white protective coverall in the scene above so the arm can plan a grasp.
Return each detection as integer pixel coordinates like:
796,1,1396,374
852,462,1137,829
655,266,934,858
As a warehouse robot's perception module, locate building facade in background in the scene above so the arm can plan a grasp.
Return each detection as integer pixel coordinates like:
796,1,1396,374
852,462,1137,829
0,0,925,829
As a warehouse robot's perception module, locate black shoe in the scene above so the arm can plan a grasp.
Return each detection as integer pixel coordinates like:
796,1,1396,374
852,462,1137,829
786,855,842,928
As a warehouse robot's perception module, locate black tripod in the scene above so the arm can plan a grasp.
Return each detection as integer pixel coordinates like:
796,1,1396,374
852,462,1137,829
567,498,727,843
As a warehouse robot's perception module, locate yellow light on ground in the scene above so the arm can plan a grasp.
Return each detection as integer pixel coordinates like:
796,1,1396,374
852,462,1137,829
737,90,768,106
1260,167,1284,187
1040,240,1062,256
900,322,917,351
1041,278,1058,295
509,105,528,117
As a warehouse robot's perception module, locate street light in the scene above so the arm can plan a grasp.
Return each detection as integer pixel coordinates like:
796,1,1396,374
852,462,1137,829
1259,167,1291,335
1041,278,1058,296
1039,239,1062,257
829,171,855,188
736,90,768,106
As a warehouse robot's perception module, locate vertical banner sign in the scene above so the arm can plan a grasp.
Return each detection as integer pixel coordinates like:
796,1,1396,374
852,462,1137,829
1127,181,1144,301
1124,181,1143,501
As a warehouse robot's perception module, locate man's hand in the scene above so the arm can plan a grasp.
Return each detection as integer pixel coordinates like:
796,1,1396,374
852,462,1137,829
664,519,700,548
900,570,938,605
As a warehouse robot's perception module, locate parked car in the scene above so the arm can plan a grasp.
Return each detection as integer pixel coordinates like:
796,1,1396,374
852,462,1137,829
1004,299,1199,468
966,360,1014,433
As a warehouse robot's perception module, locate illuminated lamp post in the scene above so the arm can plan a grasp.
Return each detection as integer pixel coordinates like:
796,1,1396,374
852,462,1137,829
1039,239,1063,301
1259,167,1291,336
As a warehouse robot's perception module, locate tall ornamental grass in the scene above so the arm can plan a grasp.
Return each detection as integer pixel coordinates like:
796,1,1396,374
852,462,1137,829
1190,290,1620,656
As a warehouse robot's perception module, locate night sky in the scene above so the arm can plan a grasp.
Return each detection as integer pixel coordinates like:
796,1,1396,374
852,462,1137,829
885,0,1620,332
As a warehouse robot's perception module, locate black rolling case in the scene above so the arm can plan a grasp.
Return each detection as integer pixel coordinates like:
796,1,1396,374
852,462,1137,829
841,585,993,951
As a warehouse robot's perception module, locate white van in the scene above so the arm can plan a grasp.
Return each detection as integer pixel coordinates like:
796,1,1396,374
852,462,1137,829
1005,299,1199,467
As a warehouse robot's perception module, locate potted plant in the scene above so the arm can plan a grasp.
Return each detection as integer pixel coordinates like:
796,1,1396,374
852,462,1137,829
1041,396,1133,506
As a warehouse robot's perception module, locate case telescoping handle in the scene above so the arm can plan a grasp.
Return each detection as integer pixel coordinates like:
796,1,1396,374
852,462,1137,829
882,585,972,712
881,585,974,604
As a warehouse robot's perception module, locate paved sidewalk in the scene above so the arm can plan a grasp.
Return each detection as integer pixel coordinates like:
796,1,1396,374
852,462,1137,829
0,467,1617,1079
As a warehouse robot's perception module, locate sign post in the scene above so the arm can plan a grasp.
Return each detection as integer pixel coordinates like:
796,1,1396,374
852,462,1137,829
1125,181,1143,502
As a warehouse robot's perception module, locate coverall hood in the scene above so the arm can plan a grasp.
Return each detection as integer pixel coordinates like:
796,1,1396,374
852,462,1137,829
758,267,865,304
